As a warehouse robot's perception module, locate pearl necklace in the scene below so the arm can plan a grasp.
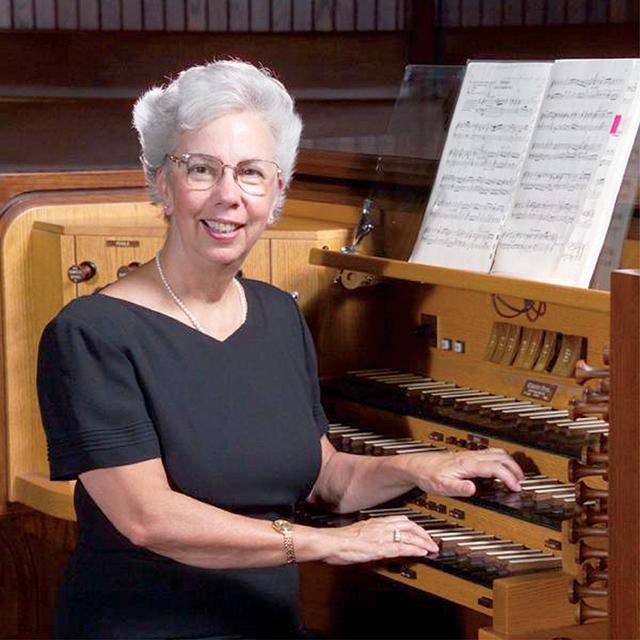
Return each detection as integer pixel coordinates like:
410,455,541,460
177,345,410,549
155,254,247,334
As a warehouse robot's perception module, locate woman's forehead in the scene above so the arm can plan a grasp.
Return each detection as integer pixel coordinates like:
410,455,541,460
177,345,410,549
175,112,275,157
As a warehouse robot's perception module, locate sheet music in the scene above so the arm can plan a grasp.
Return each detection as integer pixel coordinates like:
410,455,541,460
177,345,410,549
491,59,640,285
410,62,553,271
557,60,640,287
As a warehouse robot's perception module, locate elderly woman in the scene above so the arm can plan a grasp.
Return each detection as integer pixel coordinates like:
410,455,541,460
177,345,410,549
37,60,523,639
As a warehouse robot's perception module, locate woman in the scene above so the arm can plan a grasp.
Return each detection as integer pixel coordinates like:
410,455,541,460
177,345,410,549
37,60,523,639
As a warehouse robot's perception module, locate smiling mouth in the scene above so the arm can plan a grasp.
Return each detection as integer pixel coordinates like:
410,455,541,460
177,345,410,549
202,220,243,233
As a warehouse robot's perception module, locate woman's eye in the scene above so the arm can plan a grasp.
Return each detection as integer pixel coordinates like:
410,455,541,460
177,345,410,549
239,167,265,179
189,164,215,175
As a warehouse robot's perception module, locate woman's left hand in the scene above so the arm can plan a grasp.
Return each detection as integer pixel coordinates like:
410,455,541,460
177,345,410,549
405,448,524,497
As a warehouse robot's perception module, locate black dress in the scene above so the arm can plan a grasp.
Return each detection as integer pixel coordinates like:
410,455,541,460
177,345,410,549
37,279,329,639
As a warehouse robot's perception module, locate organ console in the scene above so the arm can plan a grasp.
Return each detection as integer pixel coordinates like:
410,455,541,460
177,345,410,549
297,146,637,636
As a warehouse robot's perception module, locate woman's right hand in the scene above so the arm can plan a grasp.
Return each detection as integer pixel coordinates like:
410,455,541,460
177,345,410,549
317,515,439,565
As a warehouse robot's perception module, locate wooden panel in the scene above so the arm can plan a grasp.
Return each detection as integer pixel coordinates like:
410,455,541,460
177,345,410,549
375,561,495,614
270,229,350,309
335,0,354,30
74,235,165,296
166,0,186,30
250,0,270,32
0,0,10,28
187,0,207,31
435,23,639,64
309,249,611,313
239,238,270,282
122,0,143,29
229,0,249,31
0,170,146,206
504,1,524,25
0,507,77,639
101,0,121,30
13,473,76,521
13,0,34,28
208,0,227,30
56,0,77,29
479,621,608,640
314,0,333,32
608,269,640,640
492,572,576,634
292,0,312,31
142,0,164,30
271,0,290,31
523,0,545,26
34,0,56,29
356,0,375,30
461,0,481,27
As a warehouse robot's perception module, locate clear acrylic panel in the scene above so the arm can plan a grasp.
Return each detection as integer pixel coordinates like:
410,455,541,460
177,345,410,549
344,64,466,260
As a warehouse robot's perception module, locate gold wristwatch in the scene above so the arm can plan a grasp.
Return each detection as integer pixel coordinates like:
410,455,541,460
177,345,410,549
272,519,296,564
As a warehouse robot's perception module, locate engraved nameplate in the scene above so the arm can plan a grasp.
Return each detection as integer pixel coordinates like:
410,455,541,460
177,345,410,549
521,380,557,402
106,240,140,248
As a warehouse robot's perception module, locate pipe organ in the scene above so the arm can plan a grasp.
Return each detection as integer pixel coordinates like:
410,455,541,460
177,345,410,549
0,157,637,638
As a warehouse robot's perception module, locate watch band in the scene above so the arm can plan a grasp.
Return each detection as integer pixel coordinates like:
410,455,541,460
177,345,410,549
272,519,296,564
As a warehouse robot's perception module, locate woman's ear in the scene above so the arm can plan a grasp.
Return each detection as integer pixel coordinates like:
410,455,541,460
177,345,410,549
156,166,174,217
267,177,285,224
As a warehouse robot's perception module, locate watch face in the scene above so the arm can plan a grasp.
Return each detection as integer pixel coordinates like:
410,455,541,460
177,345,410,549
273,519,293,533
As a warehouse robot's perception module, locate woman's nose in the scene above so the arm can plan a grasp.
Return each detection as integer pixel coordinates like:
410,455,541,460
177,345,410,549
214,166,241,204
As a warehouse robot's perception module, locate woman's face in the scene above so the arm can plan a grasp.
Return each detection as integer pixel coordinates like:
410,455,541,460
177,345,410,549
158,111,283,271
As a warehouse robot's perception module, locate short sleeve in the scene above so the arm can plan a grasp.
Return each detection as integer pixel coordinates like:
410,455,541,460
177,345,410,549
296,306,330,436
37,314,161,480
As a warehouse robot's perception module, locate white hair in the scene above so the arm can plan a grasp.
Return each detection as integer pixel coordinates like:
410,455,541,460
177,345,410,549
132,59,303,218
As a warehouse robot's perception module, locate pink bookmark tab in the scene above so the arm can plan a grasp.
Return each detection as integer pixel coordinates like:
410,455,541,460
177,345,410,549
610,114,622,134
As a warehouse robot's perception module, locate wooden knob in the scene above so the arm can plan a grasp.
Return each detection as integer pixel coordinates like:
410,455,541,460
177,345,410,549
579,507,608,526
116,261,142,279
575,482,608,505
582,448,609,466
602,344,610,366
569,578,608,603
569,520,608,543
67,261,97,284
569,459,608,483
597,379,610,394
576,600,608,623
568,398,609,420
574,360,609,385
583,387,609,404
583,564,608,585
576,541,608,564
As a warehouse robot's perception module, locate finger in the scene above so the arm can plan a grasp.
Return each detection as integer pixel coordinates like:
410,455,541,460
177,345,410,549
480,449,525,480
401,522,440,551
375,515,414,524
439,478,476,497
390,532,439,555
470,460,522,492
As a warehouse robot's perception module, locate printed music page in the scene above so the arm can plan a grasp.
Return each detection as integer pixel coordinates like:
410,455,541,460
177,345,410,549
491,58,640,286
409,61,553,272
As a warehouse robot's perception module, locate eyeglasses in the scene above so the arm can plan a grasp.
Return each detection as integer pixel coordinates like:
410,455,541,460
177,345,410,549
166,153,281,196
